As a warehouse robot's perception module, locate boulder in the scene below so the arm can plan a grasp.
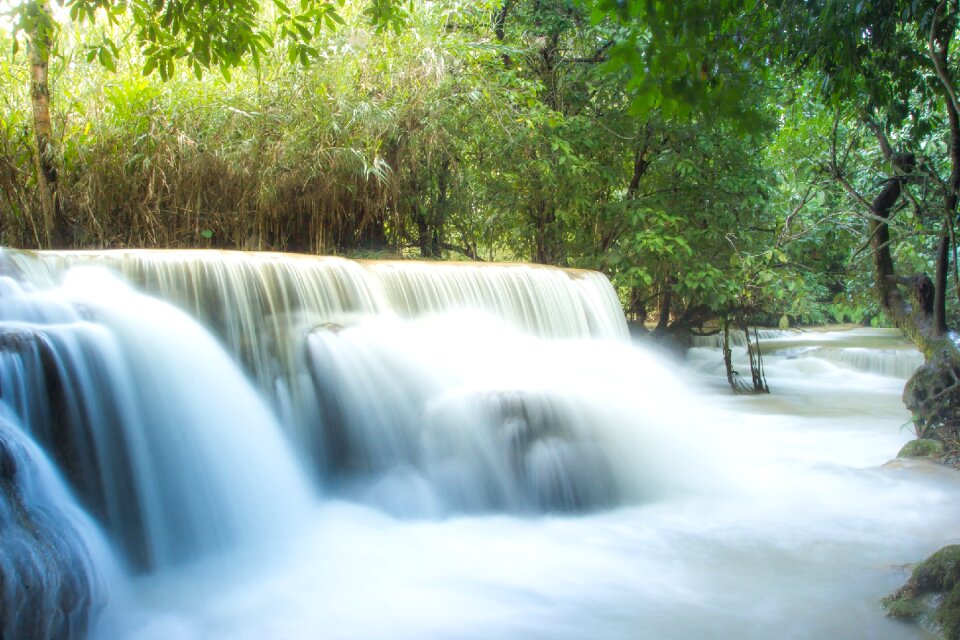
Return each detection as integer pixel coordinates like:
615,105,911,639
0,416,105,640
883,545,960,639
897,438,946,459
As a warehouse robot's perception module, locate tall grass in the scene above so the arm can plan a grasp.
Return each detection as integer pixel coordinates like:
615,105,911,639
0,3,498,254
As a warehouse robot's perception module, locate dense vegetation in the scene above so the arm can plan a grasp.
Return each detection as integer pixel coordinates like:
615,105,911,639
1,0,958,362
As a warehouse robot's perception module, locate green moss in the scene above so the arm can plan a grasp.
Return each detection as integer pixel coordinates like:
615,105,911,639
898,438,946,459
881,594,925,620
913,546,960,592
941,588,960,640
884,546,960,639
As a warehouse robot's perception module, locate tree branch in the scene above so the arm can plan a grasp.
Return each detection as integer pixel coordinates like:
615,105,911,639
829,166,880,217
865,118,894,162
777,182,816,246
562,39,615,64
439,242,483,261
929,0,960,123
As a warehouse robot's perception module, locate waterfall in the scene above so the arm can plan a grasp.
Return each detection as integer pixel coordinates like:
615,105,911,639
0,267,313,570
690,327,923,379
784,346,924,379
3,250,639,517
690,328,792,349
302,318,655,515
9,250,628,441
364,260,628,339
0,405,114,640
8,250,628,344
2,249,954,640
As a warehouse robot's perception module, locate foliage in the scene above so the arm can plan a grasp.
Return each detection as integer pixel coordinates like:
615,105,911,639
1,0,925,336
7,0,407,76
585,0,767,125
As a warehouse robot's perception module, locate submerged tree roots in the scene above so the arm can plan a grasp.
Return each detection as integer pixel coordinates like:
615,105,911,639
721,319,770,395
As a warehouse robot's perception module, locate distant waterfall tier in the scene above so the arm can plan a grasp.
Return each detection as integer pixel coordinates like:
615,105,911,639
785,346,923,379
690,327,923,379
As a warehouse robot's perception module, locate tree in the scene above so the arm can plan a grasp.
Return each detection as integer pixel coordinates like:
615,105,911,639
584,0,767,125
767,0,960,440
18,1,62,247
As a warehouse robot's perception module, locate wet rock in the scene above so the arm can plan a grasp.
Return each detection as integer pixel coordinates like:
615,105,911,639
0,418,105,640
485,390,620,512
903,345,960,444
883,545,960,639
897,438,946,459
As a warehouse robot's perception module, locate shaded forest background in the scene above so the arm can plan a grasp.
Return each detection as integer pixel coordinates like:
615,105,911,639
1,0,957,344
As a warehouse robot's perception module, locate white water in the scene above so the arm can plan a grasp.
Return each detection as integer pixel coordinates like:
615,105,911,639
0,250,957,639
301,313,708,515
0,269,313,571
691,326,925,380
117,324,958,640
0,404,121,640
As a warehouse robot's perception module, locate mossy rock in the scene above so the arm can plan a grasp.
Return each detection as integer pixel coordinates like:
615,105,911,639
883,595,927,620
903,343,960,443
883,545,960,639
898,438,946,459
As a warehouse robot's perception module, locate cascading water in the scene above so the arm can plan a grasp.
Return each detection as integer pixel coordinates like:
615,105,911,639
0,248,958,639
690,326,925,381
5,250,636,512
0,404,116,640
0,266,313,571
303,313,703,515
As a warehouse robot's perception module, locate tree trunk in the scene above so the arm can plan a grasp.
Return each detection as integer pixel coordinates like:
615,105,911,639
721,315,769,394
28,1,65,248
532,202,562,265
862,146,960,442
741,320,769,394
722,317,737,391
655,274,672,332
493,0,514,68
430,160,449,257
415,205,431,257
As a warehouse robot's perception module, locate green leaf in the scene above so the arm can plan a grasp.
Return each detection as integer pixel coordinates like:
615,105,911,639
142,57,158,76
98,48,116,72
296,23,312,42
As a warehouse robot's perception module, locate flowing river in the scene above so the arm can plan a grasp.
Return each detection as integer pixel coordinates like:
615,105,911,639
0,250,955,639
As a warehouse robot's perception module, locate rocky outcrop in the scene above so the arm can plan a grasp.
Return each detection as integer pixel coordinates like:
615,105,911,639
883,545,960,639
0,414,105,640
903,342,960,446
897,438,946,459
